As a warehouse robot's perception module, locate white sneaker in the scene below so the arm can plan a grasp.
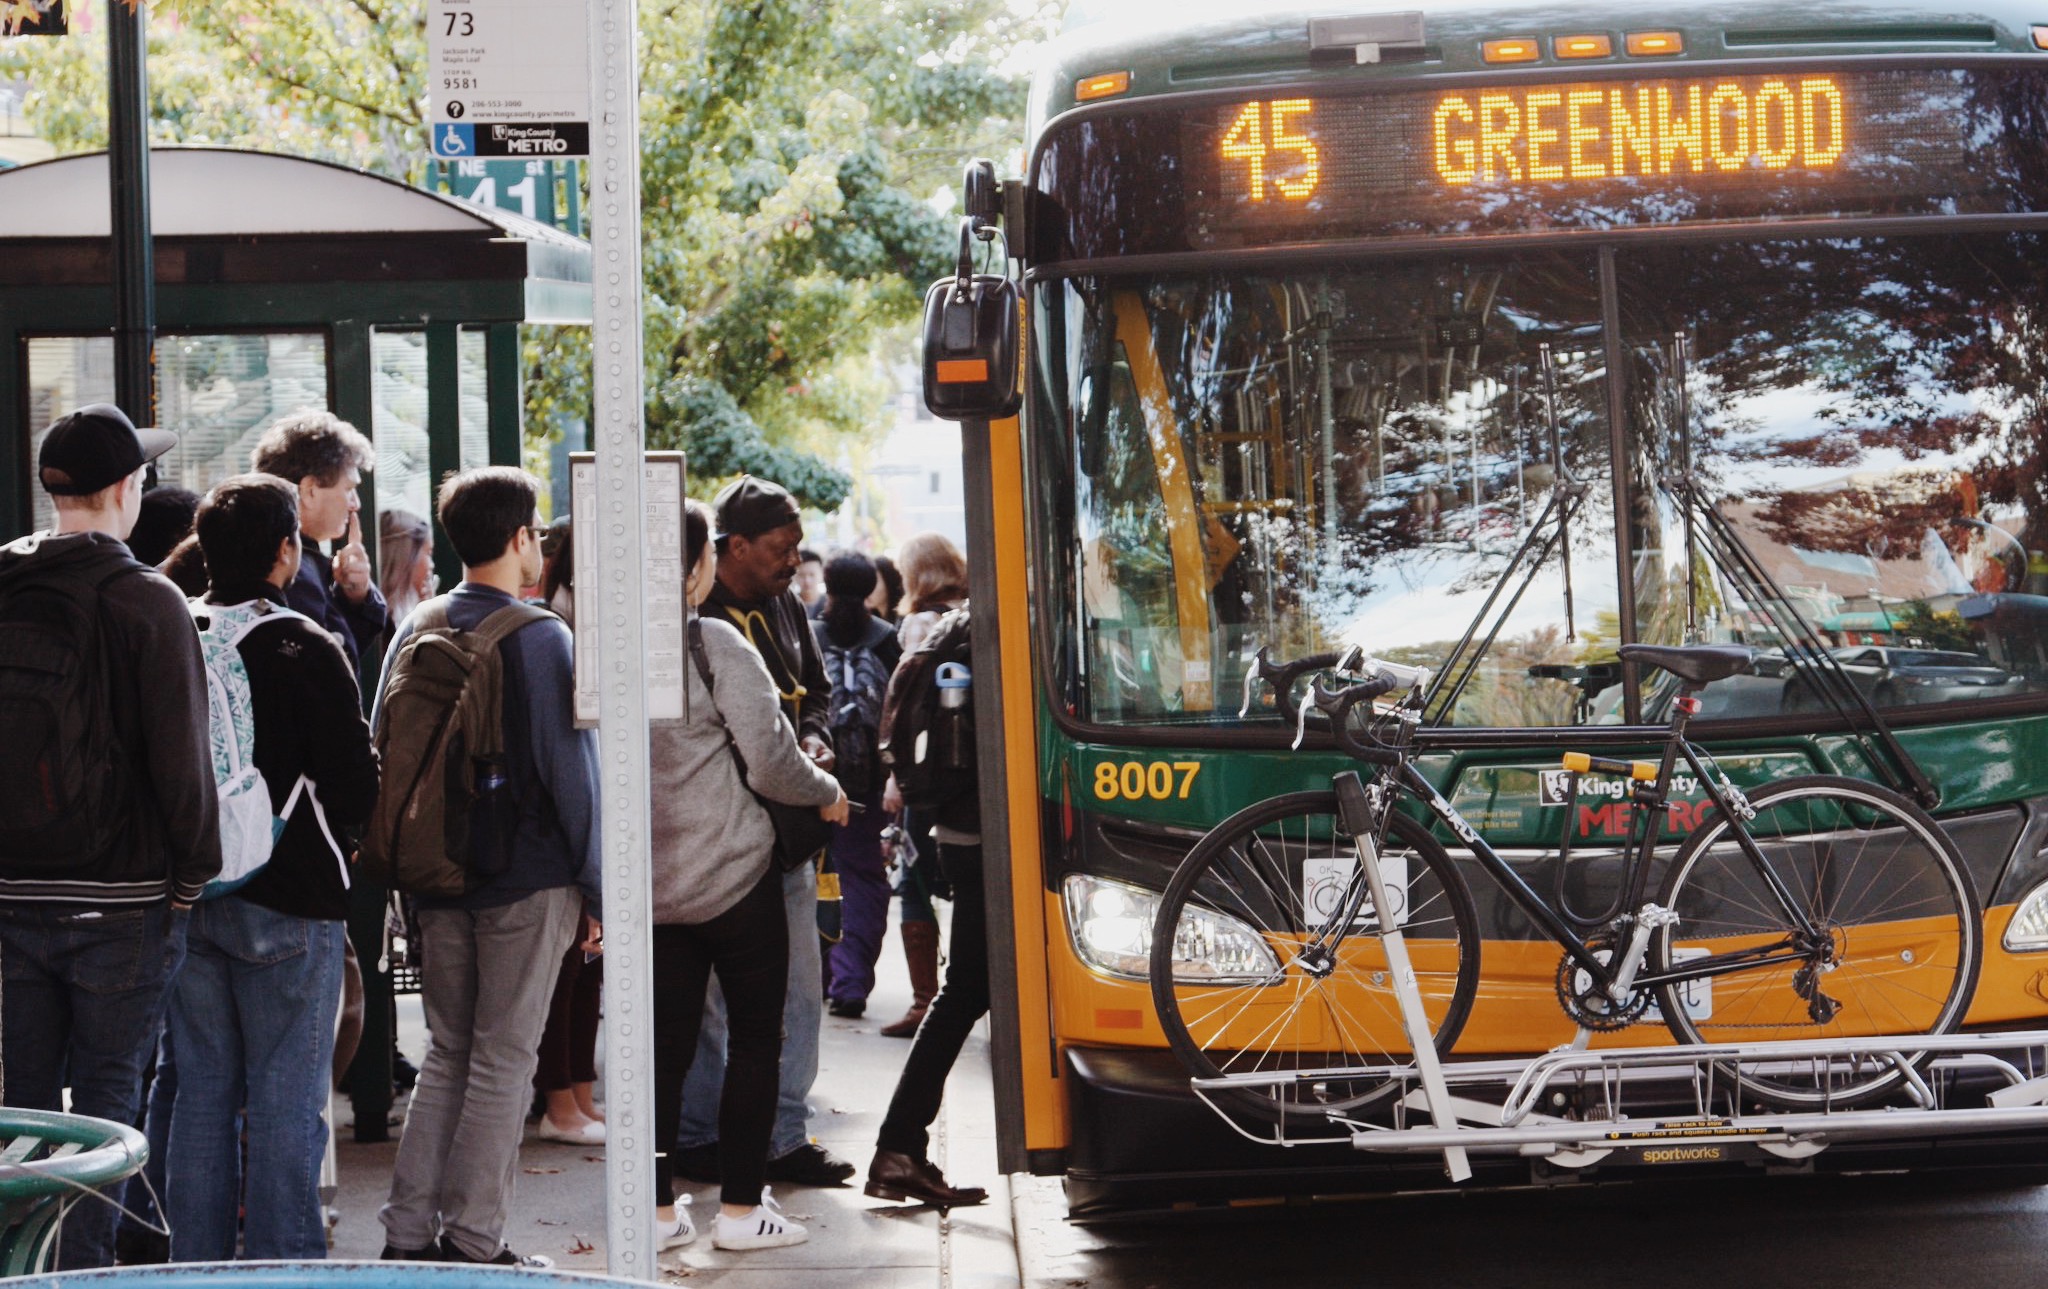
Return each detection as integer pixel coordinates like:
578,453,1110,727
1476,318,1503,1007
536,1115,606,1146
712,1189,807,1250
657,1195,695,1251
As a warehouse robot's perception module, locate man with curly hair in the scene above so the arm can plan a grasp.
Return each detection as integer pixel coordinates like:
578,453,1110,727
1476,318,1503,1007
251,409,387,669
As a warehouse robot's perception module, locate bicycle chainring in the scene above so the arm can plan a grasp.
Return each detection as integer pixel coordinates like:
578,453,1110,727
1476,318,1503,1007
1556,937,1653,1031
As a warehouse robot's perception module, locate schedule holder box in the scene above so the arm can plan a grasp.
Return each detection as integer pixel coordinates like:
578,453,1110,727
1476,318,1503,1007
569,450,686,728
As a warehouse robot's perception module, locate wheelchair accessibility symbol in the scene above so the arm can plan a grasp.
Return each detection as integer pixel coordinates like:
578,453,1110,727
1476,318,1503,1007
435,123,476,157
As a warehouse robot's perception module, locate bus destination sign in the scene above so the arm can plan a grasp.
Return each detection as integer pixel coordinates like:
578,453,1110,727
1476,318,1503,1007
1428,76,1847,186
1139,68,2030,250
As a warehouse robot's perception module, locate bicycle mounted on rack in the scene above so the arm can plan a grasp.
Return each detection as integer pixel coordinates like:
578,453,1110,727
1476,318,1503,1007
1149,642,2008,1182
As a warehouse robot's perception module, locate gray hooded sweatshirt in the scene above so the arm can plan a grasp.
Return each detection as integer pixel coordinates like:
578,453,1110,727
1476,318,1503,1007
650,613,840,924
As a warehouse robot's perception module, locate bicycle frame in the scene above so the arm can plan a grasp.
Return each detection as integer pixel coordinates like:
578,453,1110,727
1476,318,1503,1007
1335,691,1830,998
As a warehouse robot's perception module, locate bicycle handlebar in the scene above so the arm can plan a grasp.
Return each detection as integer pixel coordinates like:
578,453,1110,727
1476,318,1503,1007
1240,645,1432,762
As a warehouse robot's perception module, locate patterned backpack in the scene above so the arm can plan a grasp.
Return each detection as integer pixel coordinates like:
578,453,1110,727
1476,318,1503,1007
190,599,312,898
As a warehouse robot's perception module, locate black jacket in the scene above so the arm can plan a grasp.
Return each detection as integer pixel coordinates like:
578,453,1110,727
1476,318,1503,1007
207,580,380,922
287,544,388,673
706,582,834,751
0,531,220,904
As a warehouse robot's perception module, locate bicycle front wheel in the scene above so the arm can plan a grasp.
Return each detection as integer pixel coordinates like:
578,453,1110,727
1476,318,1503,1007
1651,774,1982,1107
1149,792,1480,1124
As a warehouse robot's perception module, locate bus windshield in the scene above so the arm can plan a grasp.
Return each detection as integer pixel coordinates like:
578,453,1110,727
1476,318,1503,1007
1031,231,2048,730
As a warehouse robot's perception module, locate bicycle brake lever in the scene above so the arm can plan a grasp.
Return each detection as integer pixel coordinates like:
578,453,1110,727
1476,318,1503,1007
1294,687,1316,750
1240,647,1267,719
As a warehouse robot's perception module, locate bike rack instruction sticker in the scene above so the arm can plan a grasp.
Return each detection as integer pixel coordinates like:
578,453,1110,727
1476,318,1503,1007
430,0,591,158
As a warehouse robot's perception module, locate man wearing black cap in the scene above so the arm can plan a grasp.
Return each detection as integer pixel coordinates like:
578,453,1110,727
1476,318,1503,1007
673,475,857,1189
0,404,221,1268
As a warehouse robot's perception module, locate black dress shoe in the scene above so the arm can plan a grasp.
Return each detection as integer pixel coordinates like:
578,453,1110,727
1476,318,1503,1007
380,1242,440,1261
764,1140,856,1186
671,1140,721,1184
828,998,866,1018
864,1149,988,1209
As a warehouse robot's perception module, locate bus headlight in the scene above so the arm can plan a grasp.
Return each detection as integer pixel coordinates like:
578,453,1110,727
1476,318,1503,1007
1062,874,1280,983
2004,881,2048,952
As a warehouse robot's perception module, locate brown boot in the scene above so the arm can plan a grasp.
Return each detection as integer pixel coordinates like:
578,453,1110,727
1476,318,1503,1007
879,919,940,1037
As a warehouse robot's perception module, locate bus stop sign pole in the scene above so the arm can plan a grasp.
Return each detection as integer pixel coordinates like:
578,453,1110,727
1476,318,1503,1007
586,0,657,1276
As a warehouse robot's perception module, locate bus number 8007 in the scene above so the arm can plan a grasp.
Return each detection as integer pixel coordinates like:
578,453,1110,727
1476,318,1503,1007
1093,760,1202,802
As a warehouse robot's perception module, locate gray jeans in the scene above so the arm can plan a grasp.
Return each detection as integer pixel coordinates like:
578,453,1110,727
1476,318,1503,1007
380,886,582,1258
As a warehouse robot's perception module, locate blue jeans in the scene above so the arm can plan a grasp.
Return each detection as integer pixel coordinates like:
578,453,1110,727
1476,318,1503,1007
678,860,821,1159
0,901,188,1269
165,899,344,1261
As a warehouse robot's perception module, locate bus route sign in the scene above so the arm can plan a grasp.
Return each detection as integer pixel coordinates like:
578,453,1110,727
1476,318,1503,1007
429,0,591,159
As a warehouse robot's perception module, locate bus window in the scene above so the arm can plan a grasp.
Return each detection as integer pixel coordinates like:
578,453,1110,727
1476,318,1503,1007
1036,254,1627,729
1620,234,2048,718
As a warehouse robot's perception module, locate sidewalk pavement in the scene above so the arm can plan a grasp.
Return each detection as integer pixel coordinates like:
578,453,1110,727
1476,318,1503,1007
329,931,1021,1288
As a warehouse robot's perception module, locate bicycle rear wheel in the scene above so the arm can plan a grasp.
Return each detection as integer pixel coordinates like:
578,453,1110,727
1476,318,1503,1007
1149,791,1480,1124
1651,774,1981,1107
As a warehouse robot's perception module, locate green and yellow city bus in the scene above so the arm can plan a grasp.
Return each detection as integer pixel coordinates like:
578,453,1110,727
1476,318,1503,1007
942,0,2048,1212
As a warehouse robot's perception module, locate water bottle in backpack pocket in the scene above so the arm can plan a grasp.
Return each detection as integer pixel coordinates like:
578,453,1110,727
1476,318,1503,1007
930,662,973,771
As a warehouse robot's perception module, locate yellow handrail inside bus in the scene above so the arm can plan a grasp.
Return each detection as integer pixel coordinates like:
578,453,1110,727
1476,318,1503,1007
1111,290,1216,710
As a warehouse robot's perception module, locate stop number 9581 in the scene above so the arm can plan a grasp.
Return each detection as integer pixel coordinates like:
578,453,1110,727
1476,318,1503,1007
1093,760,1202,802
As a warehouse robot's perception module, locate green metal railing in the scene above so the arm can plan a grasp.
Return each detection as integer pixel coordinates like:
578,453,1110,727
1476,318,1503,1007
0,1109,147,1276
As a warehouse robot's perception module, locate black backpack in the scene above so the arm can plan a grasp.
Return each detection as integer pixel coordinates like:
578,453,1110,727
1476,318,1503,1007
818,627,893,797
0,545,138,870
879,607,976,813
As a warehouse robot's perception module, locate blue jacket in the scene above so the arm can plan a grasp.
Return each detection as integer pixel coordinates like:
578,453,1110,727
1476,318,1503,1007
286,544,388,671
378,584,601,910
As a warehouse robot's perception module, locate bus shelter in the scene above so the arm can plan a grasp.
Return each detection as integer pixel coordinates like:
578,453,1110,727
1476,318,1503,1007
0,146,592,575
0,146,592,1139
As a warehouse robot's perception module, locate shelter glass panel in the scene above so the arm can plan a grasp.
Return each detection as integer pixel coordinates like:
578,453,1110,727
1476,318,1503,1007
23,335,114,534
371,330,433,526
23,333,323,535
459,327,490,472
156,332,328,495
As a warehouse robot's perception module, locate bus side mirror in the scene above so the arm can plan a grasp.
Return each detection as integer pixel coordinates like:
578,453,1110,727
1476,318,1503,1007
922,217,1021,421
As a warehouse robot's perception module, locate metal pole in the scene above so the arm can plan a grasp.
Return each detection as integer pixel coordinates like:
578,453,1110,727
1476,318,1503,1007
107,0,155,424
587,0,655,1276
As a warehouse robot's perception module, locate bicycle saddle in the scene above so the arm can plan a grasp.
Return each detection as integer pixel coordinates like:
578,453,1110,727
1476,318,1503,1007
1616,643,1758,686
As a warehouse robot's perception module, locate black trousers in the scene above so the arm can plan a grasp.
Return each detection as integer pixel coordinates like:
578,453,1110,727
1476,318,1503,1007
534,944,602,1093
876,843,988,1157
654,864,788,1207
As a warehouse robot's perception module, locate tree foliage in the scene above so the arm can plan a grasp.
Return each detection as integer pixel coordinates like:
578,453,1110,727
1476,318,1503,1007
1,0,1056,507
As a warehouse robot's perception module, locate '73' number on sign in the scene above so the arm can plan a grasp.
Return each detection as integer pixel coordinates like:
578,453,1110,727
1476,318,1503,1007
1094,760,1201,802
443,11,476,36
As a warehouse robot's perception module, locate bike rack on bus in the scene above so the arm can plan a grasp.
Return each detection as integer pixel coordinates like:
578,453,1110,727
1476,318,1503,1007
1187,1029,2048,1174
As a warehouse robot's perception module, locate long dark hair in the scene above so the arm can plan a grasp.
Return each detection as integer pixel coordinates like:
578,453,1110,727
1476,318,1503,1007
871,553,904,625
821,552,878,647
684,498,713,582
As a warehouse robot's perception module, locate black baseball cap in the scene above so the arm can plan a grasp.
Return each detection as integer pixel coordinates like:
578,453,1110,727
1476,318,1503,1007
713,475,801,543
38,404,178,497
